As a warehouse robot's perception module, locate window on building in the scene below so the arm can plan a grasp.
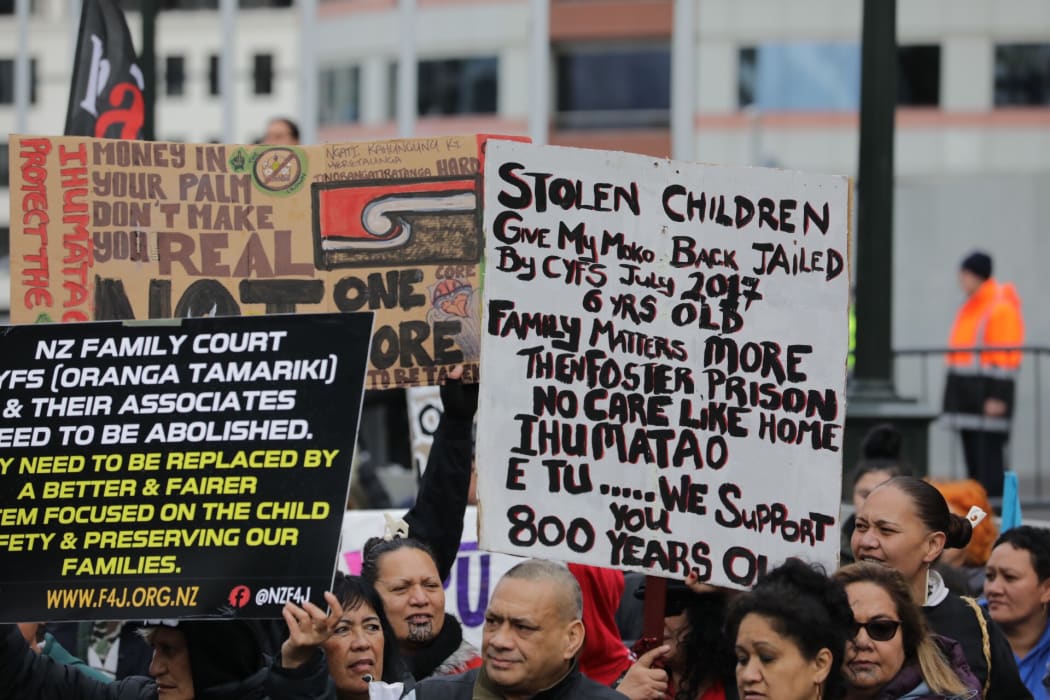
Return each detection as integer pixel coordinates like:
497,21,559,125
319,65,360,125
738,42,860,111
555,43,670,128
165,55,186,97
0,143,8,188
897,45,940,106
387,60,398,120
0,0,34,14
120,0,291,10
253,53,274,95
995,43,1050,106
0,58,38,104
417,57,498,116
208,54,220,96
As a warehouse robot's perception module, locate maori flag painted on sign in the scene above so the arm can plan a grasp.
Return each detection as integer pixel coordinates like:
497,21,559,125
65,0,144,139
311,176,481,269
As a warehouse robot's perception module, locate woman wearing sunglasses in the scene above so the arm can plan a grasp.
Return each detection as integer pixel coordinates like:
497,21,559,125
851,476,1030,698
834,563,979,699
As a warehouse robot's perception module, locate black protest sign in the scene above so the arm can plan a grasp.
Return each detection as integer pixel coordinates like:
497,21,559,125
0,312,372,621
477,142,850,589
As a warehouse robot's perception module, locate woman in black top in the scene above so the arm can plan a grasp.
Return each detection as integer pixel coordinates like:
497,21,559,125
851,475,1030,699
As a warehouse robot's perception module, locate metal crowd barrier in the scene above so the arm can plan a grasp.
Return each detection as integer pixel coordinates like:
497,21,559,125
892,345,1049,506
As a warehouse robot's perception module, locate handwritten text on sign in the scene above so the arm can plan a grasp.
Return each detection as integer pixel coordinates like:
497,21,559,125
476,142,849,588
7,133,518,390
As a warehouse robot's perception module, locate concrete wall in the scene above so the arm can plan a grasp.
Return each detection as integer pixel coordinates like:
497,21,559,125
893,173,1050,491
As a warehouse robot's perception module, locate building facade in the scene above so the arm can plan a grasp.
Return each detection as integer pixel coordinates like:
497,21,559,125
1,0,1048,479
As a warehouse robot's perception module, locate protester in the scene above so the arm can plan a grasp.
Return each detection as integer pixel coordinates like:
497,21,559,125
602,572,737,700
983,526,1050,700
414,558,626,699
852,475,1030,698
942,250,1025,498
43,620,153,680
16,622,113,683
931,479,998,596
358,366,480,681
834,562,979,699
842,424,913,564
656,580,735,700
726,558,852,700
569,563,637,689
361,536,481,680
0,613,335,698
282,574,410,700
262,117,301,145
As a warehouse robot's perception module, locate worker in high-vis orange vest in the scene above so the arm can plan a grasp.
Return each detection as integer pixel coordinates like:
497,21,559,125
942,251,1024,497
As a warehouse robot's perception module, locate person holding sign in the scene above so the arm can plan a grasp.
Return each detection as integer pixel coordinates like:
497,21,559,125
833,563,980,700
0,612,337,699
359,367,481,681
361,536,482,681
726,559,853,700
414,559,627,700
281,575,412,700
851,476,1031,698
655,582,736,700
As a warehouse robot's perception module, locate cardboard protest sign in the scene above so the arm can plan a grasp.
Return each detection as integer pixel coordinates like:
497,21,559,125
338,506,520,648
477,141,850,588
0,312,372,621
7,133,524,389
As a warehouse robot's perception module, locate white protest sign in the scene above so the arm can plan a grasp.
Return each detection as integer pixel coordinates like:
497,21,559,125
477,141,849,589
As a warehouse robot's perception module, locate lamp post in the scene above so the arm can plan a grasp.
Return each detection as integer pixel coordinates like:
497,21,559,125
846,0,936,479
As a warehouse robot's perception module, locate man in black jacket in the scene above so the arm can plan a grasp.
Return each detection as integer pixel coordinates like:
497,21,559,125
415,559,626,700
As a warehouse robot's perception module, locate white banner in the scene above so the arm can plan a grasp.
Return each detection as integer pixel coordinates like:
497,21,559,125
477,141,850,589
338,507,519,648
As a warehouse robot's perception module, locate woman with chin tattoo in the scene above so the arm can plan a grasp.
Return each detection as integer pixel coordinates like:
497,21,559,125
833,562,979,700
851,476,1030,699
360,536,482,681
355,365,482,681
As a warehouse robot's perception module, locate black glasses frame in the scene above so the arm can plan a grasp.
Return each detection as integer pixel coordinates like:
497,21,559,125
851,619,901,642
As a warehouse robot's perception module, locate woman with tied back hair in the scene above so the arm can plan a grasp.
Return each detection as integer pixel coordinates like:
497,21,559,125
357,366,481,681
851,476,1031,698
983,526,1050,700
727,558,853,700
834,562,979,699
931,479,998,596
360,537,481,680
841,425,913,565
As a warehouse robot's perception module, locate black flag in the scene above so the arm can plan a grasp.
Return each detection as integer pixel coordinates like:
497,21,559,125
65,0,144,138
